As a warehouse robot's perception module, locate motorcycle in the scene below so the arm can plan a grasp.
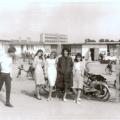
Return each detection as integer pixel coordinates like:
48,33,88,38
83,72,110,101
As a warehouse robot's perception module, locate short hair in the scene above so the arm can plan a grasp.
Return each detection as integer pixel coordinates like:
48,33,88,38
74,53,82,62
7,46,16,53
61,48,70,56
50,51,57,58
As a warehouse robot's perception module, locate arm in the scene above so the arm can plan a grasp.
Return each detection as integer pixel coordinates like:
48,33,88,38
70,58,74,72
57,57,62,73
33,56,37,68
73,63,76,76
44,59,48,75
67,57,73,73
81,61,86,77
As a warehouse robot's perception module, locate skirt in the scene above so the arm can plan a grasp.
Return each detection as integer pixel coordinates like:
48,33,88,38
34,65,45,85
73,70,84,89
47,67,57,86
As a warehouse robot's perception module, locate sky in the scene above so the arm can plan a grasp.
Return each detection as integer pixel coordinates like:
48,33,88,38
0,0,120,42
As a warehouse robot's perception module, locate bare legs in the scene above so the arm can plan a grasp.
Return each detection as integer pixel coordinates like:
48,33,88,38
76,90,81,103
73,88,82,104
63,88,68,101
36,85,41,100
48,86,53,101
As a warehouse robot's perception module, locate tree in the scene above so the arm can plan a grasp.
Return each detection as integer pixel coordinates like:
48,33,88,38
85,38,90,43
92,40,96,42
105,39,109,42
85,38,96,42
110,40,114,42
99,39,104,42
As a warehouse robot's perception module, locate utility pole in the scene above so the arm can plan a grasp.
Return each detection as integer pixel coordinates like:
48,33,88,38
115,45,120,102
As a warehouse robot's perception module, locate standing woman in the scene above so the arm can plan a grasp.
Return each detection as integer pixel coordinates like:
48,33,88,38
45,51,57,101
73,53,85,104
56,48,73,101
33,49,45,100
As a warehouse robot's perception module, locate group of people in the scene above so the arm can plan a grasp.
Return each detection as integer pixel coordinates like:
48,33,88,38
33,48,87,104
0,47,88,107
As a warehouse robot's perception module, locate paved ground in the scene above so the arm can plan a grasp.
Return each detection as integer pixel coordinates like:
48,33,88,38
0,59,120,120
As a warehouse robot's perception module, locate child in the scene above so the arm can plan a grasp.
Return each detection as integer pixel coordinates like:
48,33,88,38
73,53,85,104
26,63,34,78
17,64,25,78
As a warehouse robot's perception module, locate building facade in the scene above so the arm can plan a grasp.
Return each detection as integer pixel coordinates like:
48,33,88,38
0,39,120,61
40,33,68,44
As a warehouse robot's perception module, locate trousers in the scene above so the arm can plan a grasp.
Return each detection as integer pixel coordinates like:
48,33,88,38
0,73,11,103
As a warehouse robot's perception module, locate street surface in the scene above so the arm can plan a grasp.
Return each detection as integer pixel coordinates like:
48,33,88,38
0,59,120,120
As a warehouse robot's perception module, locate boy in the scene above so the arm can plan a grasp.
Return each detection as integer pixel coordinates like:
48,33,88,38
0,47,16,107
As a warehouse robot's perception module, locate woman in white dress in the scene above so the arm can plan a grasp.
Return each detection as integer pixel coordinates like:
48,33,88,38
33,49,45,100
45,52,57,100
73,53,86,104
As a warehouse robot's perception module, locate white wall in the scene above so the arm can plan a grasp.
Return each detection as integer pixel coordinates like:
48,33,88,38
82,44,107,55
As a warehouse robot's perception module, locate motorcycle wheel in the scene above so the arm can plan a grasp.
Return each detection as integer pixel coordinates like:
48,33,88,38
94,83,110,101
105,67,112,75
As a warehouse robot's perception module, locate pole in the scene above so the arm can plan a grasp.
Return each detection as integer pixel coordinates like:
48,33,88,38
115,45,120,102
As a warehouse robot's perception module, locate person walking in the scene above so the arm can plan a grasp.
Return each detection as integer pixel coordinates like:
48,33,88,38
73,53,85,104
33,49,45,100
0,47,16,107
55,48,73,101
16,64,25,78
45,51,57,101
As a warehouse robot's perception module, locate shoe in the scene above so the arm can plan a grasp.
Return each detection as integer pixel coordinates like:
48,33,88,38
5,103,13,107
36,96,42,100
78,98,81,101
47,97,52,101
63,98,67,102
76,101,81,104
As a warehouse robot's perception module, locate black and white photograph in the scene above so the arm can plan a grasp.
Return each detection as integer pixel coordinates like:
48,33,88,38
0,0,120,120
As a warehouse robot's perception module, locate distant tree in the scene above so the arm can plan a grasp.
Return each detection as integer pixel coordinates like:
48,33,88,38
99,39,104,42
110,40,114,42
85,39,96,42
85,38,90,43
105,39,109,42
92,40,96,42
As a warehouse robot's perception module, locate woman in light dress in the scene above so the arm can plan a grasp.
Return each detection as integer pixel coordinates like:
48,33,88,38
33,49,45,100
73,53,86,104
45,52,57,101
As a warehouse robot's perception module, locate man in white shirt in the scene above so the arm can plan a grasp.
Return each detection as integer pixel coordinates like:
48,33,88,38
0,47,16,107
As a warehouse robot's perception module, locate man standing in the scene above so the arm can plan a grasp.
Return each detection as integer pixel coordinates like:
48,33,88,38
0,46,16,107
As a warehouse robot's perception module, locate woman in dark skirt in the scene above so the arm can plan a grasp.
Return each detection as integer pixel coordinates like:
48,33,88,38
55,48,73,101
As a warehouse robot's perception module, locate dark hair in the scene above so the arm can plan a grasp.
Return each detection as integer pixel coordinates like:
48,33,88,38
50,51,57,58
61,48,70,56
74,53,82,62
8,46,16,53
34,49,43,59
21,64,23,68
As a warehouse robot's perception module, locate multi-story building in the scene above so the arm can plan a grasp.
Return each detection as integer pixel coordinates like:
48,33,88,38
40,33,68,44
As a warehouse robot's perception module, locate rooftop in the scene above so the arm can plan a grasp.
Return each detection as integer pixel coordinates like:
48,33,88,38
0,39,120,45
